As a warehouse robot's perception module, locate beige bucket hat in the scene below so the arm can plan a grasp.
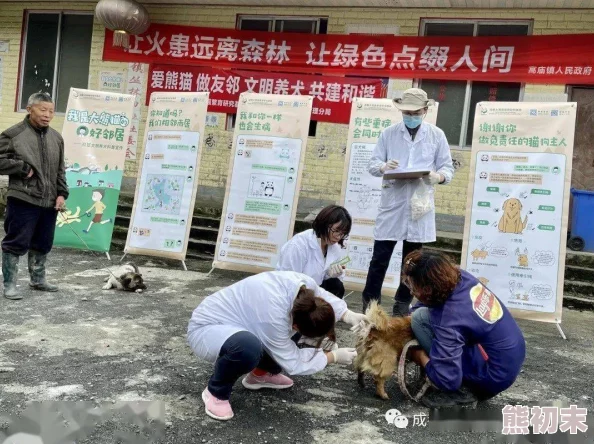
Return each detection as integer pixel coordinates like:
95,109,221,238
393,88,435,111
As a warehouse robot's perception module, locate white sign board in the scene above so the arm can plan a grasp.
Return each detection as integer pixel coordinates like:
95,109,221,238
124,92,209,261
341,98,439,296
461,102,576,324
213,93,313,273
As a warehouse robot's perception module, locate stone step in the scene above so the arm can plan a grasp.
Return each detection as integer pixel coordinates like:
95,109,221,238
565,265,594,283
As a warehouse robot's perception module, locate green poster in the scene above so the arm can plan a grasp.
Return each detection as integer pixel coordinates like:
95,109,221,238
53,88,134,252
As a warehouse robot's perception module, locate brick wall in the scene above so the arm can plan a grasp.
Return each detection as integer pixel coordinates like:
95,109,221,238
1,3,592,227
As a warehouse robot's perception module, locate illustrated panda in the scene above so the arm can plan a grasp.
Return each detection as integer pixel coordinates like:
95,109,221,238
479,172,488,179
264,181,275,197
481,154,489,162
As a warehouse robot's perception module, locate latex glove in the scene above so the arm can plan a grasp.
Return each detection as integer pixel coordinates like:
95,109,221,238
341,309,368,327
326,263,344,279
330,347,357,365
423,171,443,185
380,159,399,173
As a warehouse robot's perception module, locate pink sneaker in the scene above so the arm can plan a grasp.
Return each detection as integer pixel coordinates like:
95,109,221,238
242,371,294,390
201,388,234,421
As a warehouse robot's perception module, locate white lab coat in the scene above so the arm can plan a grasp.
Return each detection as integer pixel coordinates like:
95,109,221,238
368,122,454,243
187,271,348,376
276,229,346,285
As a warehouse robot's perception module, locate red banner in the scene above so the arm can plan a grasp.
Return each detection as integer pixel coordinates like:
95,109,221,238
103,24,594,85
146,65,386,124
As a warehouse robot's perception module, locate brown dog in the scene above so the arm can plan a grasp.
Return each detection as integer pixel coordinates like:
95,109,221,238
498,198,528,234
354,302,414,400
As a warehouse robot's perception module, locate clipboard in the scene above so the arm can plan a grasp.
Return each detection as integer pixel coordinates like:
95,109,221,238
383,168,430,180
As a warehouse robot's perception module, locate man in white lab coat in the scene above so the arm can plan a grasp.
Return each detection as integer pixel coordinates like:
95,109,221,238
362,88,454,316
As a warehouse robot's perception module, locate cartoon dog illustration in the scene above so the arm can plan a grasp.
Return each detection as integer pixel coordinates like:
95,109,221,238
516,248,529,267
56,207,82,228
471,248,489,261
498,198,528,234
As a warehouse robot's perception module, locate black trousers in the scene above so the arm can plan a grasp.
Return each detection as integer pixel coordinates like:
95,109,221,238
320,277,345,298
208,331,299,400
2,197,58,256
362,239,423,316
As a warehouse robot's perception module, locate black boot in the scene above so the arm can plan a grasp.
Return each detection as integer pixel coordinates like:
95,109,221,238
28,250,58,292
420,386,478,409
2,251,21,300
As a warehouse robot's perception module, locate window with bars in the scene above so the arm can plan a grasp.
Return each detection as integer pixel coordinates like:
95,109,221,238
228,15,328,137
418,20,531,147
18,11,94,113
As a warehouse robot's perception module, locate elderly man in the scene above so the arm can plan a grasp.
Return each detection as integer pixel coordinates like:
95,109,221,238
362,88,454,316
0,92,68,300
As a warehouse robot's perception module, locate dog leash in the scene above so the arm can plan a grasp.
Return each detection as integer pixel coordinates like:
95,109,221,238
58,209,120,281
397,339,433,402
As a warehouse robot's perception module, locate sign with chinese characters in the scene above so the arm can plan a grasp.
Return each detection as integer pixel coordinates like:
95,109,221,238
124,92,209,261
126,63,148,160
54,88,135,252
103,24,594,84
461,102,576,324
340,98,439,295
212,93,313,274
147,65,385,124
99,70,125,93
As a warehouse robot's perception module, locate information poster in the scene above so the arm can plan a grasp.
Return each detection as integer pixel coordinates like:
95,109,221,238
461,102,576,323
54,88,134,252
99,71,125,93
124,92,209,260
340,98,439,296
213,93,313,273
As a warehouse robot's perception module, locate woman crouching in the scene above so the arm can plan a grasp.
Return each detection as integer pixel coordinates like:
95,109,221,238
187,271,367,420
405,250,527,407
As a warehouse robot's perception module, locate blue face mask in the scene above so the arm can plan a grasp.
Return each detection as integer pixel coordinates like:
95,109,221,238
403,115,423,129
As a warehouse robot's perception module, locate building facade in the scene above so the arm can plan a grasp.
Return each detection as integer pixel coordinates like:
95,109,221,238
0,1,593,233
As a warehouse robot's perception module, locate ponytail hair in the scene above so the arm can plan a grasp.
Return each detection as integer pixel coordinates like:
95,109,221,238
291,286,336,350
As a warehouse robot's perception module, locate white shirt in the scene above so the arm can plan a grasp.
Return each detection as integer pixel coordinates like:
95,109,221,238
187,271,348,376
368,121,454,243
276,229,346,285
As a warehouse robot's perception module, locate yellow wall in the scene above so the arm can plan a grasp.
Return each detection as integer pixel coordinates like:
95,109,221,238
1,3,591,221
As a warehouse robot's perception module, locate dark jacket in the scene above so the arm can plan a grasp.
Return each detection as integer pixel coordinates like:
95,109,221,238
412,270,526,397
0,116,69,208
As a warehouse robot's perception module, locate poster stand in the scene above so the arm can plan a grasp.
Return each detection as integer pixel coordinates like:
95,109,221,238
120,252,188,271
461,102,576,337
123,92,209,266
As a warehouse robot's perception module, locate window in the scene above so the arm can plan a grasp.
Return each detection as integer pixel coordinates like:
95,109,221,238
19,11,94,113
418,20,531,147
235,15,328,137
238,16,327,34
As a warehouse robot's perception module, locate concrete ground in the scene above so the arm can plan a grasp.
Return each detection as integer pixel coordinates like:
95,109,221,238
0,247,593,443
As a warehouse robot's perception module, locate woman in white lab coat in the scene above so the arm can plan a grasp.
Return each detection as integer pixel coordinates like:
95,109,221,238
187,271,366,421
276,205,351,298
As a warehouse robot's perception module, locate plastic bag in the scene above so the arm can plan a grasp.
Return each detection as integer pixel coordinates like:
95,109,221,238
410,180,434,221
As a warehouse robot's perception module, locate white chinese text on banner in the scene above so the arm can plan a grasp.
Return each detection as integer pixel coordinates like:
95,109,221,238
461,101,576,324
340,98,439,296
213,93,313,273
124,92,209,261
54,88,134,252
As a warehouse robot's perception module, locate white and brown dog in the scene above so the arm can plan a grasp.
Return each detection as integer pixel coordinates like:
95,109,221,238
103,263,147,293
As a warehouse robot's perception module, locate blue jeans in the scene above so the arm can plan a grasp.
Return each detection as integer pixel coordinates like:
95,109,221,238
411,307,433,354
209,331,300,400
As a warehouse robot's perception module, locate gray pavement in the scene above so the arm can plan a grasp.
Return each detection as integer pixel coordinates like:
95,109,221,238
0,246,593,443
